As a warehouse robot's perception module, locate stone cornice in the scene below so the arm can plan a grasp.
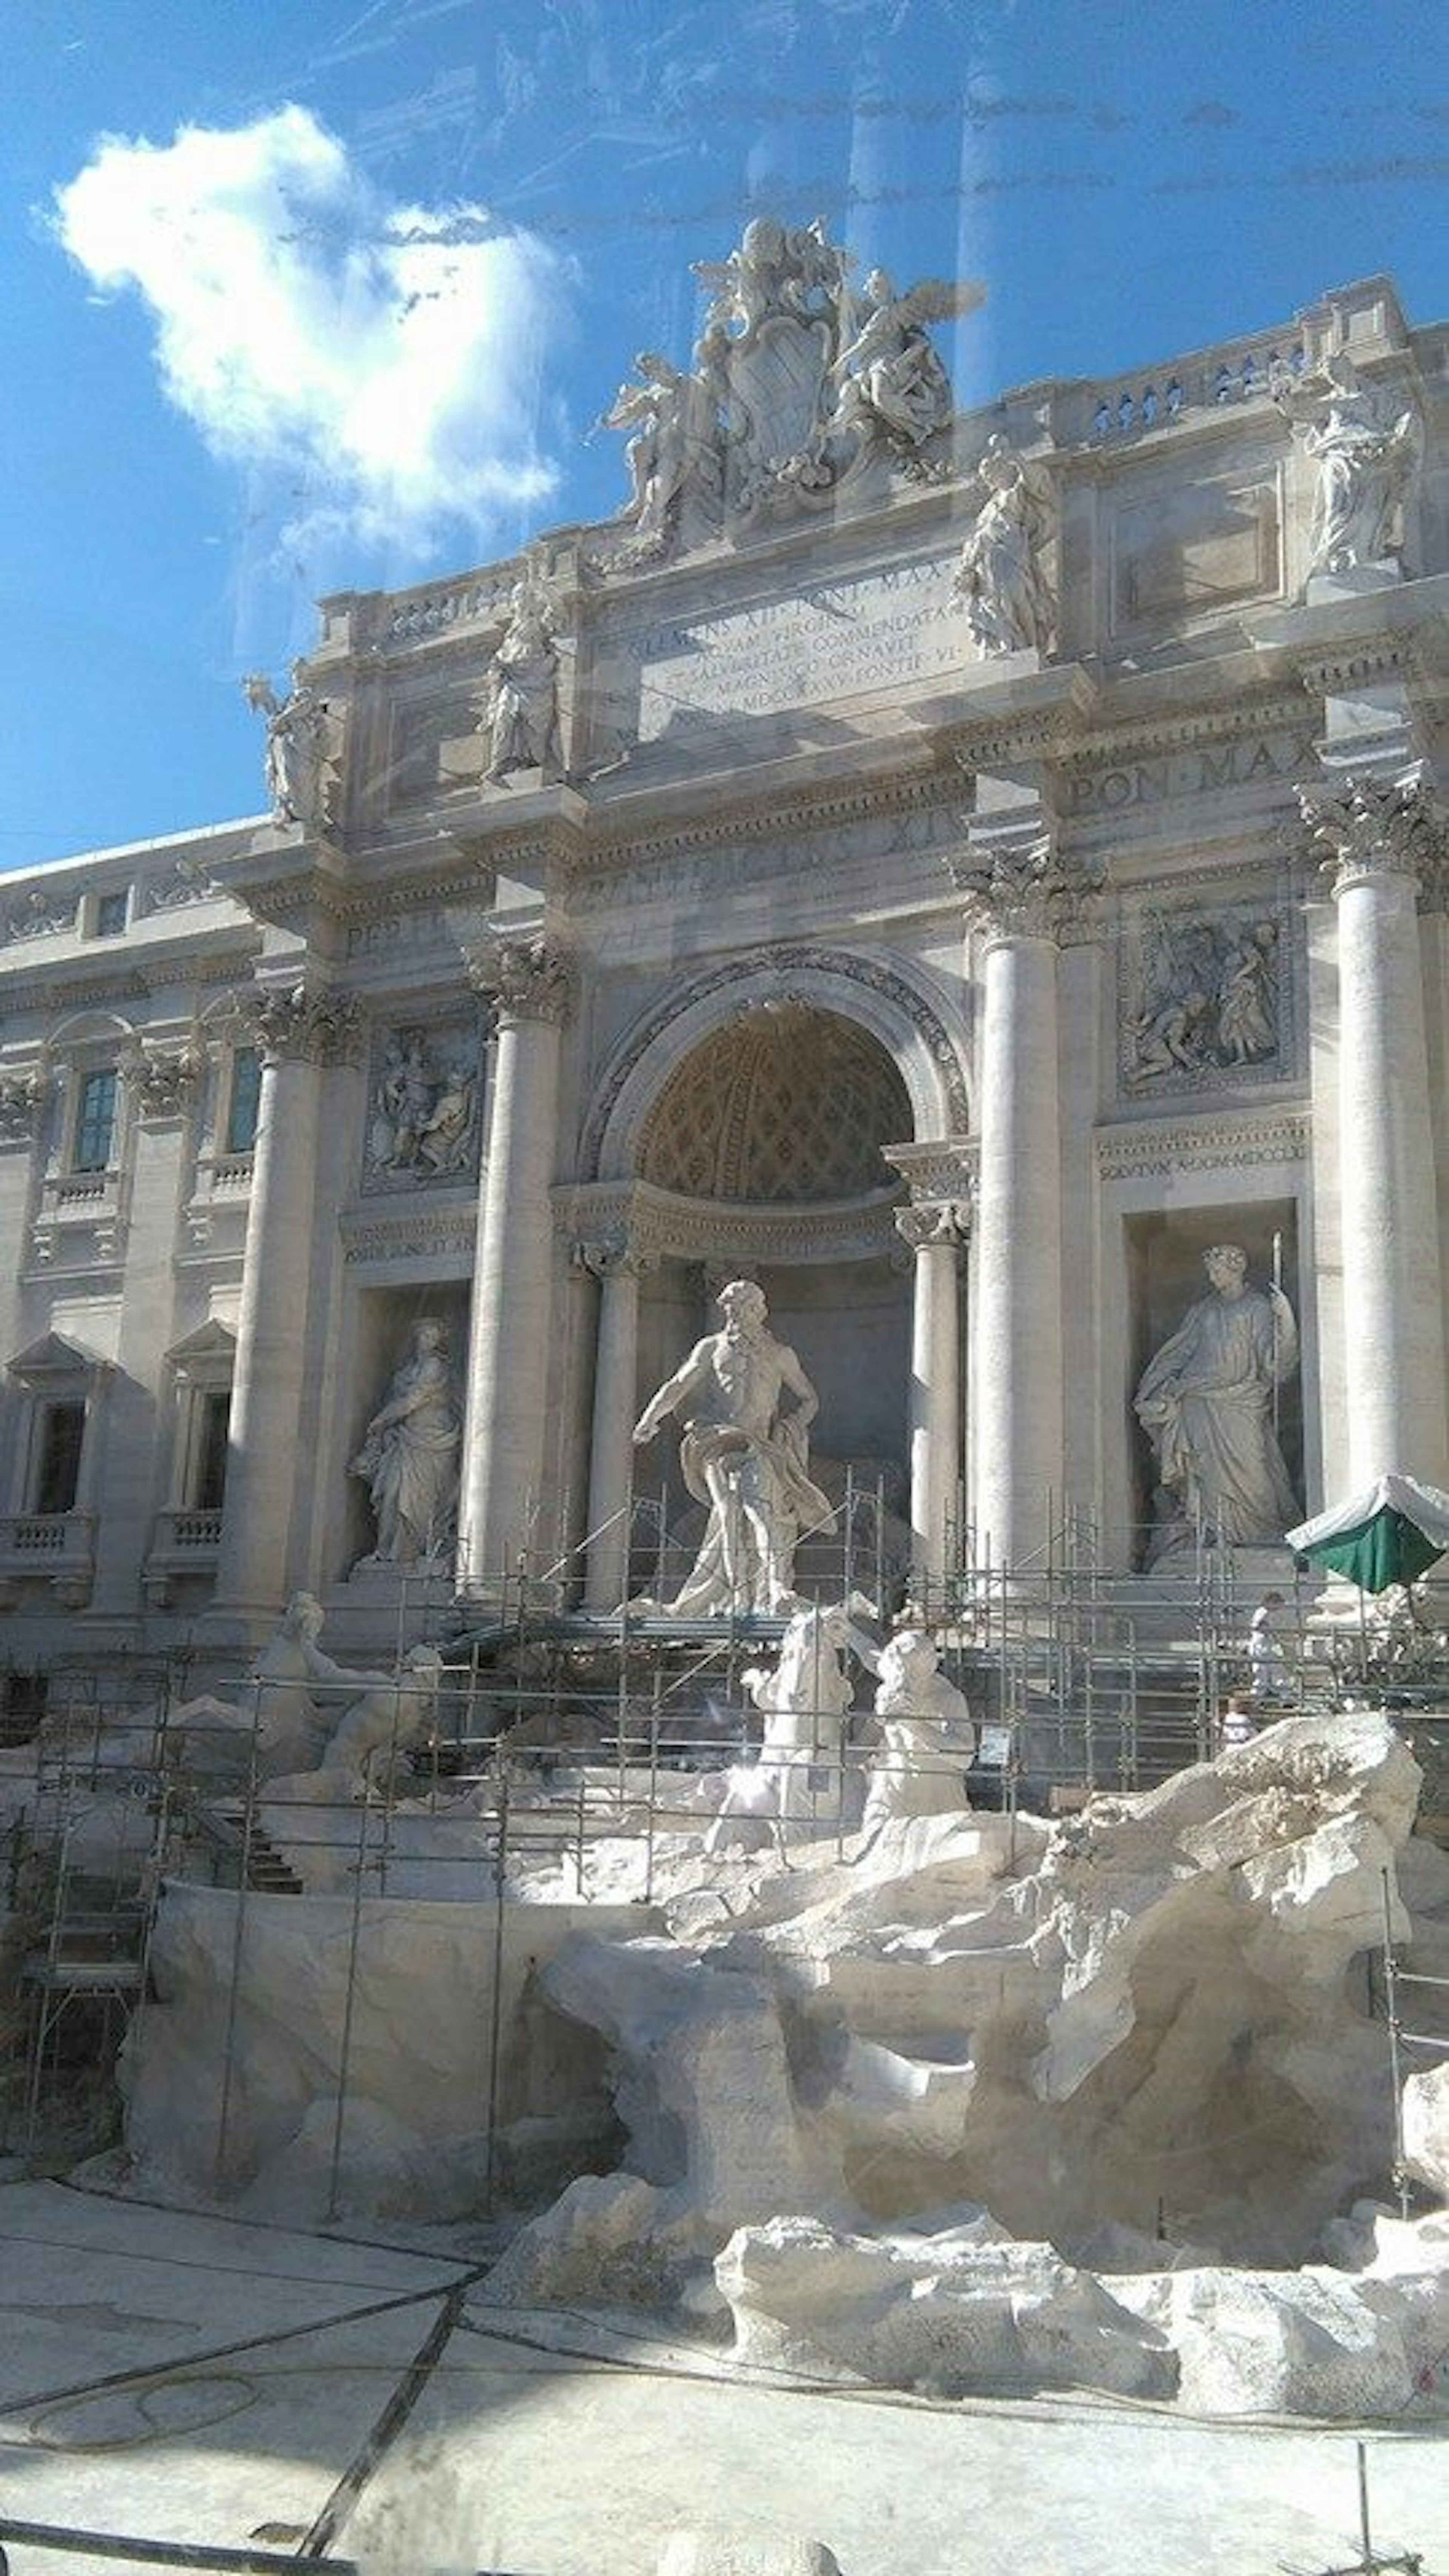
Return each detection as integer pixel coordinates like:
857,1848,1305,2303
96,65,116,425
574,765,958,884
1056,691,1314,776
555,1175,904,1268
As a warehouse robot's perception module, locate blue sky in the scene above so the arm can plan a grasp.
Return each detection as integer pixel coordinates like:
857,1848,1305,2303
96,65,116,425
2,0,1444,870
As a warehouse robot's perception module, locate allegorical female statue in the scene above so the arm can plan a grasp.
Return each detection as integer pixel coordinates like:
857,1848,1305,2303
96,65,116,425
1135,1245,1299,1565
350,1318,462,1565
953,435,1054,657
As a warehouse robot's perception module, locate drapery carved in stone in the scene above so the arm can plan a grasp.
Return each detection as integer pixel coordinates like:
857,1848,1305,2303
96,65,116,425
362,1020,481,1192
1123,909,1284,1092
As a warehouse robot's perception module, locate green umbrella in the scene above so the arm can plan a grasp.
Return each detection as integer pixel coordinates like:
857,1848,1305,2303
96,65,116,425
1286,1474,1449,1595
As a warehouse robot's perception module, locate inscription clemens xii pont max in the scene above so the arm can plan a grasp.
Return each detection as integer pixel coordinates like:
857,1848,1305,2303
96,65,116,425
629,556,961,738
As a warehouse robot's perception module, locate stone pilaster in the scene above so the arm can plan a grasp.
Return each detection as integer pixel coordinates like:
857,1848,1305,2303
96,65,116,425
579,1229,659,1612
457,936,573,1601
953,821,1095,1572
894,1199,968,1581
1300,766,1449,1488
210,982,358,1625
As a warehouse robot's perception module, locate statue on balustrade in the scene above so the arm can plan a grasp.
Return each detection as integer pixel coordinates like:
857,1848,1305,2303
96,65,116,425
243,663,332,828
483,574,560,783
1134,1244,1299,1566
1272,352,1420,578
826,269,979,462
632,1278,835,1616
600,346,723,552
953,436,1054,657
350,1318,462,1566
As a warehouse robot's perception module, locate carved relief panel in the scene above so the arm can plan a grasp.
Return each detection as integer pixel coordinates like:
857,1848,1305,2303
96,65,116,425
361,1018,481,1194
1119,900,1291,1098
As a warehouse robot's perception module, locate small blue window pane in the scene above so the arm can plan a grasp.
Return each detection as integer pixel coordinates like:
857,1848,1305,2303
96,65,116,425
95,892,129,937
225,1047,262,1154
73,1068,117,1172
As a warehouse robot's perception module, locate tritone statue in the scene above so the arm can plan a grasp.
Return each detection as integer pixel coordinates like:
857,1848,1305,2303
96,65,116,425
1135,1244,1299,1564
632,1278,835,1616
861,1628,975,1834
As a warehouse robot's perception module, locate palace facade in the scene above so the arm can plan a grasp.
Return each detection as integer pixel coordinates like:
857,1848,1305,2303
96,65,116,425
2,247,1447,1680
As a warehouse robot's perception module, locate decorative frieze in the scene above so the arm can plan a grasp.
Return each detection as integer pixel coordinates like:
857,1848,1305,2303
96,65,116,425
362,1019,481,1193
5,885,77,945
140,857,218,914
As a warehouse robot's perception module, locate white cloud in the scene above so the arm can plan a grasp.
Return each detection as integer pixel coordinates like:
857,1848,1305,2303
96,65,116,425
52,106,567,560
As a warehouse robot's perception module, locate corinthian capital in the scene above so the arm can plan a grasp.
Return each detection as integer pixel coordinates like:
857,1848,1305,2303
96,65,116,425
1299,766,1446,901
122,1042,206,1120
575,1226,659,1281
894,1199,968,1250
465,934,574,1027
949,830,1100,946
234,980,360,1066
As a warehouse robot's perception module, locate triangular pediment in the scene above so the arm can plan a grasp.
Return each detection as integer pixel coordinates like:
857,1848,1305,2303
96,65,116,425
7,1330,109,1387
165,1318,237,1383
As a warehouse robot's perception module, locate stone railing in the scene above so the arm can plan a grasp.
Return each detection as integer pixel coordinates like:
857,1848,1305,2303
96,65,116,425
152,1508,224,1555
0,1512,96,1606
1062,331,1308,446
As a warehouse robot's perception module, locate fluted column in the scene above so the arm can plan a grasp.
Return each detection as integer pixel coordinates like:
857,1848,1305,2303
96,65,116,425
211,984,357,1621
458,937,572,1601
581,1231,658,1612
895,1201,965,1580
1301,767,1449,1487
956,827,1094,1573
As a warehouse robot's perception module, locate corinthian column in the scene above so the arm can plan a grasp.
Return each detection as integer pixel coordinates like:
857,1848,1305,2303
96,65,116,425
458,936,572,1601
894,1200,966,1581
580,1229,658,1612
1301,767,1448,1487
957,826,1093,1573
211,983,358,1623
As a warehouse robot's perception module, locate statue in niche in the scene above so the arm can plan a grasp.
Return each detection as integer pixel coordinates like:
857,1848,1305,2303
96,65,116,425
1126,915,1280,1089
1271,352,1420,578
367,1029,477,1184
705,1601,861,1853
827,269,981,463
350,1318,462,1566
1134,1245,1299,1565
632,1278,835,1616
861,1629,975,1834
599,347,723,553
953,436,1055,657
483,572,560,784
243,663,332,828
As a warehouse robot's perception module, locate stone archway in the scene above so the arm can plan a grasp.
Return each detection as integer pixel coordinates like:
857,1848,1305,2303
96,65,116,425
572,981,971,1607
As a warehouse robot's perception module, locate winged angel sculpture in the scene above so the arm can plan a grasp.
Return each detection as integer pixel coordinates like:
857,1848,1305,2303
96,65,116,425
598,216,984,555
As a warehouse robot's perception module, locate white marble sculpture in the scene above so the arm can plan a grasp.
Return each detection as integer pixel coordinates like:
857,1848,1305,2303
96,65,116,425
828,268,980,460
351,1319,462,1566
1272,352,1420,578
483,574,560,783
1135,1244,1299,1562
706,1602,859,1850
953,436,1054,657
163,1591,395,1783
861,1628,974,1831
600,349,723,552
315,1644,447,1794
632,1279,835,1616
243,663,331,827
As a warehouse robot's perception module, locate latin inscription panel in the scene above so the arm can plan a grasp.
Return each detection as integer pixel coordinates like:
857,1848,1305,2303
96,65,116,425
621,553,965,742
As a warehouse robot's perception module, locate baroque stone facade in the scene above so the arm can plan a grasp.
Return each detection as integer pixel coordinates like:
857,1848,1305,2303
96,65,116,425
2,253,1447,1664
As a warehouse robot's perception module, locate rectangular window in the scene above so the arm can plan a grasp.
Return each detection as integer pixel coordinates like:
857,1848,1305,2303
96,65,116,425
33,1401,85,1514
192,1389,231,1511
72,1067,117,1172
225,1047,262,1154
95,891,129,937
